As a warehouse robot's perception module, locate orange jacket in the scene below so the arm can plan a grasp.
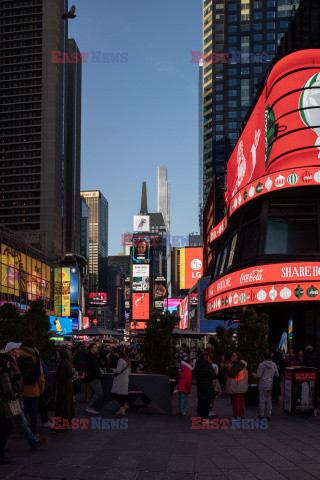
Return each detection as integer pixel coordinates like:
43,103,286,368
19,348,45,397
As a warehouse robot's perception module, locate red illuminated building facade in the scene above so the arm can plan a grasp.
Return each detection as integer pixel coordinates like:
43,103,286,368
204,50,320,350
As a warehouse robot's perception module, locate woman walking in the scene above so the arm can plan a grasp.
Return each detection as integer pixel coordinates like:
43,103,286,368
194,352,216,422
111,349,131,415
0,353,15,464
224,352,248,419
177,357,193,415
51,349,74,433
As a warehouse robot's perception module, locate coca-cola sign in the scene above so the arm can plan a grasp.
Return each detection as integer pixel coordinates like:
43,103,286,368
240,269,264,284
205,262,320,302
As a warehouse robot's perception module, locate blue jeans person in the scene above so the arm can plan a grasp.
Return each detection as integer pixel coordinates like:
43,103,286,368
12,400,39,446
23,397,39,435
178,392,188,414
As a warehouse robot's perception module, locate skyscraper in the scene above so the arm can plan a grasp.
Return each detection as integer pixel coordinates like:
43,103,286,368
202,0,299,224
0,0,81,258
157,166,170,232
80,191,108,292
198,64,204,235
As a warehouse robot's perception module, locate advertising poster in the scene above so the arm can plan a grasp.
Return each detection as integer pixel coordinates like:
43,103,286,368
124,277,131,312
180,247,203,290
132,292,149,320
294,371,316,413
154,276,167,309
83,316,90,329
70,266,79,307
54,268,70,317
133,215,150,233
132,264,149,292
164,298,181,315
284,372,292,412
179,296,189,329
49,316,72,335
132,236,150,264
89,292,107,306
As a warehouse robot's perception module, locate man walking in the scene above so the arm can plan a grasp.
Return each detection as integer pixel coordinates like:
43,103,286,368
5,342,47,449
85,344,104,414
254,351,279,421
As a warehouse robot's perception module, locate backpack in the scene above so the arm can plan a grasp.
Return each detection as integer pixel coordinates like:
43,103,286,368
18,356,36,386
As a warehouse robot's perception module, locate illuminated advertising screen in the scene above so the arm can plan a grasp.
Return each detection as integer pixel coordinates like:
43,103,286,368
132,236,150,264
83,316,90,329
180,247,203,290
203,180,215,276
211,50,320,244
54,268,70,317
132,264,149,292
130,321,147,330
70,266,79,306
179,296,188,329
89,292,107,306
132,292,149,320
49,316,72,335
154,276,167,309
124,277,131,311
133,215,150,233
164,298,181,315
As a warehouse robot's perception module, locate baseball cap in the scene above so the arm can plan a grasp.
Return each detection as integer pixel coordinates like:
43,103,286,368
5,342,22,353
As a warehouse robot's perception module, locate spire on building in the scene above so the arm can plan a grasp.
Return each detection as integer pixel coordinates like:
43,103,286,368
140,181,148,214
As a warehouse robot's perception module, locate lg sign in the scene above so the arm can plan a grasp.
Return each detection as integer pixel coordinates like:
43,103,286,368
180,247,203,289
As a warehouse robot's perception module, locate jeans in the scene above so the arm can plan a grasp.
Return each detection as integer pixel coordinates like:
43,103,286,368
24,397,39,434
12,401,38,446
87,379,103,410
178,392,188,414
259,388,272,418
0,413,12,455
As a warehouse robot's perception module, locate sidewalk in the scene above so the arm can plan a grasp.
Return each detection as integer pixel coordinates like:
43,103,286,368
2,386,320,480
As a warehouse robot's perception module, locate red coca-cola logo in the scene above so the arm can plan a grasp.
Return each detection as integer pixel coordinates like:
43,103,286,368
240,269,264,284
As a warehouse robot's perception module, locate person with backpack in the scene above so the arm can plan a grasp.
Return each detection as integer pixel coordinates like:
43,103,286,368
5,342,47,449
253,351,279,421
17,338,45,435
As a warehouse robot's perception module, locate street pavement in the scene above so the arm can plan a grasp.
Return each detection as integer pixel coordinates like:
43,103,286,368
2,385,320,480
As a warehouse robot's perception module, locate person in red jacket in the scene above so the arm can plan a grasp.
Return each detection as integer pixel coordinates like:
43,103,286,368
177,357,193,415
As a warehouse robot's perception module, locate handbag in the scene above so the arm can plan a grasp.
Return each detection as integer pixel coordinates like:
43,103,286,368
214,378,222,396
4,398,22,418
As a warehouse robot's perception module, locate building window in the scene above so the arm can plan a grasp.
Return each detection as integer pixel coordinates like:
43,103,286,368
228,15,237,22
254,44,263,52
228,3,237,11
228,122,237,129
264,218,317,254
241,79,250,106
267,11,276,18
280,20,289,28
241,36,250,53
254,12,262,20
229,68,237,75
216,115,223,121
228,111,237,118
216,94,224,101
241,67,249,75
254,23,262,30
267,44,276,51
216,104,224,111
216,125,224,132
228,100,237,107
267,22,276,29
254,66,263,74
229,36,237,44
254,1,262,8
229,90,237,97
228,25,237,33
267,33,276,40
228,79,237,86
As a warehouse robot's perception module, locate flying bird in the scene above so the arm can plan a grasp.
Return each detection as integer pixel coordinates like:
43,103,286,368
62,5,76,19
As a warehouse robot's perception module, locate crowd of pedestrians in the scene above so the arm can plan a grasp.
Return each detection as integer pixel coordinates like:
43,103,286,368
0,337,319,465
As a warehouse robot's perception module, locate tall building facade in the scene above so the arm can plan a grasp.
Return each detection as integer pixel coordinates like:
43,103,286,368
0,0,81,259
198,64,204,235
202,0,299,224
157,166,170,231
80,191,108,292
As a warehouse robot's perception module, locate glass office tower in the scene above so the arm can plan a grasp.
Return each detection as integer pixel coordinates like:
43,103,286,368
202,0,299,224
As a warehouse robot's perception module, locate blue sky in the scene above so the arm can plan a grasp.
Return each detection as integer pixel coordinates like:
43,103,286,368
68,1,202,255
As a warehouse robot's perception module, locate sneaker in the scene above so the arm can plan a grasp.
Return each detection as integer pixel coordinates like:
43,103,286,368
181,412,186,416
31,437,47,450
0,454,12,465
43,421,52,428
208,411,217,417
85,407,100,415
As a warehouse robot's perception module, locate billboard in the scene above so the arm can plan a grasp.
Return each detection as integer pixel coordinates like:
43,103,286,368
132,292,149,320
210,51,320,244
70,266,79,307
164,298,181,314
49,316,72,335
54,267,70,317
203,180,215,277
179,296,188,329
89,292,107,306
132,264,149,292
130,321,147,330
132,236,150,264
154,276,167,309
180,247,203,290
83,316,90,329
124,277,131,311
133,215,150,233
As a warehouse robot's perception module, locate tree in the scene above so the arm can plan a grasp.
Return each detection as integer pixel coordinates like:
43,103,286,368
20,300,54,360
236,307,269,374
0,303,22,349
143,312,177,374
209,324,237,360
0,300,53,360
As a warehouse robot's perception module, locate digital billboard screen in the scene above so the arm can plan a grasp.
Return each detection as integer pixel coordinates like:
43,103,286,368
179,296,188,329
180,247,203,290
132,292,149,320
164,298,181,315
54,267,70,317
89,292,107,306
49,316,72,335
154,276,167,309
132,236,150,264
124,277,131,311
132,264,149,292
133,215,150,233
70,266,79,307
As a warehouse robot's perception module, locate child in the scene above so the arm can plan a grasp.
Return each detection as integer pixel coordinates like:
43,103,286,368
177,357,193,415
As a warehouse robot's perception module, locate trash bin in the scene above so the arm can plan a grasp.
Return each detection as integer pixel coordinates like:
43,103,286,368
284,367,317,414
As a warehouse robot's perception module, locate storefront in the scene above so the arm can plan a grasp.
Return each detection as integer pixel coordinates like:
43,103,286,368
204,50,320,351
